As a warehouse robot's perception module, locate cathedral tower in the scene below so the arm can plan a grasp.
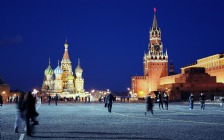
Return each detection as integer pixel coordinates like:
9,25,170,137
44,58,54,90
54,60,63,92
75,59,84,93
61,39,73,90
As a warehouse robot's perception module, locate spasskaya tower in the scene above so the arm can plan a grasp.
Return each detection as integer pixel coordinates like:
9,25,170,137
132,8,168,97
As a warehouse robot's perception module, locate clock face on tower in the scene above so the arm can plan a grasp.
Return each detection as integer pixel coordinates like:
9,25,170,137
154,44,160,52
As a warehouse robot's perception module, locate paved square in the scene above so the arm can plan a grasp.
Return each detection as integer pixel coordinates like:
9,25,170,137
1,102,224,140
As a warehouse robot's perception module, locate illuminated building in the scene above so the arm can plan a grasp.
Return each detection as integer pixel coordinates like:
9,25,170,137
42,40,85,97
0,76,10,102
131,8,224,100
181,53,224,83
132,8,168,98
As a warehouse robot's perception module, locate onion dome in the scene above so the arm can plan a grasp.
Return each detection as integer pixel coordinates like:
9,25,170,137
54,60,63,74
75,59,83,73
44,58,54,75
68,75,74,80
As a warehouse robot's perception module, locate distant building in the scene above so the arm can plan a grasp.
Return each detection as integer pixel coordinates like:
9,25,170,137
0,76,10,102
131,8,224,100
41,40,85,98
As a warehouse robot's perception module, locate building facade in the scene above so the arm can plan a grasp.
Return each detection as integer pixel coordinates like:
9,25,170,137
181,53,224,83
42,40,85,97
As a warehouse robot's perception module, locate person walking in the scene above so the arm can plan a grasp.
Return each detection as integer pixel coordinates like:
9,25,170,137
145,94,153,115
54,94,58,106
199,93,205,110
0,94,3,106
14,91,26,133
164,92,169,110
104,95,108,108
107,92,115,113
189,93,194,110
48,94,51,105
157,92,163,110
23,92,39,136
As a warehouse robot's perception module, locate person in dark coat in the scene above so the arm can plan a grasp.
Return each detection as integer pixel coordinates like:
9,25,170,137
189,93,194,110
104,95,108,107
54,94,58,106
14,91,26,133
107,93,115,113
48,94,51,105
199,93,205,110
0,94,3,106
145,94,154,115
23,92,39,136
157,92,163,110
164,92,169,110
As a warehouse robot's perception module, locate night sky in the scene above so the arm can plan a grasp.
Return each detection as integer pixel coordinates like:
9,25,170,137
0,0,224,92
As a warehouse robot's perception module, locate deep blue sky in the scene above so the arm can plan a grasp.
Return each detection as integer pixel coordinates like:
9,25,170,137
0,0,224,92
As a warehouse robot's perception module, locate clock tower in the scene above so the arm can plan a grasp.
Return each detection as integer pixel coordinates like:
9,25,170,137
143,8,168,92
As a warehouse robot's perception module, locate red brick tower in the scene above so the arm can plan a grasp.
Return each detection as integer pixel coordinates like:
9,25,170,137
144,8,168,91
132,8,168,97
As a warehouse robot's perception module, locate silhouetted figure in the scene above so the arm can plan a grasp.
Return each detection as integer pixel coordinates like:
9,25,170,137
85,96,87,103
164,92,169,110
23,92,39,136
222,98,224,107
48,95,51,105
107,93,115,113
0,94,3,106
145,94,153,115
54,94,58,106
88,96,90,103
15,95,19,103
157,92,163,110
199,93,205,110
189,93,194,110
14,92,26,133
104,95,108,107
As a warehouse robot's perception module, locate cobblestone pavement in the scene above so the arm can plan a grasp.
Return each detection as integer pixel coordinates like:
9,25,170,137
1,102,224,140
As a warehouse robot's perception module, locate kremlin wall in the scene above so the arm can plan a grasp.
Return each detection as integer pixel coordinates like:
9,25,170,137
131,8,224,100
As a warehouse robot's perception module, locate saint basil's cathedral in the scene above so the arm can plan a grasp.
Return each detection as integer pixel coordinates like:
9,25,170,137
42,40,85,97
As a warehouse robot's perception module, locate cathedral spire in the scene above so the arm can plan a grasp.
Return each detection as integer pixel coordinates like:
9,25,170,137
62,38,70,60
49,58,51,65
78,58,80,65
152,7,158,30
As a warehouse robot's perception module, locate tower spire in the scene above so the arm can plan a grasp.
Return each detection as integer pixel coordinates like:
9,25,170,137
152,7,158,30
62,38,70,60
49,58,51,65
78,58,80,65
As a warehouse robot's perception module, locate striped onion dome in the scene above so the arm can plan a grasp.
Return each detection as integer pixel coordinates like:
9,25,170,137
54,60,63,74
44,58,54,75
